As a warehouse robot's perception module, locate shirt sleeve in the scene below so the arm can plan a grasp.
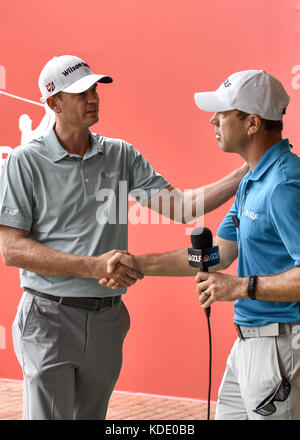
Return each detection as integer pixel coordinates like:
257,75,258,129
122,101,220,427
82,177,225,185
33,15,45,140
270,180,300,267
217,202,238,242
128,146,169,204
0,152,33,231
216,174,247,242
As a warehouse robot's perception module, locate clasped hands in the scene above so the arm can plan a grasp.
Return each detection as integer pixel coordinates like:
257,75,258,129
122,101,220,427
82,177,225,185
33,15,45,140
99,250,247,305
99,250,140,289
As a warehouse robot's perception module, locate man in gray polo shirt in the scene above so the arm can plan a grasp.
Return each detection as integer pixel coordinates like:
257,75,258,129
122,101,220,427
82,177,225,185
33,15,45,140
0,55,247,420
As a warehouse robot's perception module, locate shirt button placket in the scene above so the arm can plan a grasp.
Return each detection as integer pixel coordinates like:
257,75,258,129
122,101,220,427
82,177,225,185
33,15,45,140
82,162,92,196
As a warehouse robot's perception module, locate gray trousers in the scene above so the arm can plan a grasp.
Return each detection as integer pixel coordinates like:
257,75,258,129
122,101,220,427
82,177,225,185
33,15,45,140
12,291,130,420
215,330,300,420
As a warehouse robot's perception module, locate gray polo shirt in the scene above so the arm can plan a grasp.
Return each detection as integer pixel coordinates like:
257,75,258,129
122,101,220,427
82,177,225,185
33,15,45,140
0,128,169,297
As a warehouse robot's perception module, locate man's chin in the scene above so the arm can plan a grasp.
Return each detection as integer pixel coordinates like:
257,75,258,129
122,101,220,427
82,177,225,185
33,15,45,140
219,144,230,153
87,114,99,127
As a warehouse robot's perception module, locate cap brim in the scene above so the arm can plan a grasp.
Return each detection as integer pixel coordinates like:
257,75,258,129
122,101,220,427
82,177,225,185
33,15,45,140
194,91,233,112
63,73,113,94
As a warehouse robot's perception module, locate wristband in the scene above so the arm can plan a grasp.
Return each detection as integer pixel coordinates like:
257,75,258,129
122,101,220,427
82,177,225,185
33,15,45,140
247,275,257,300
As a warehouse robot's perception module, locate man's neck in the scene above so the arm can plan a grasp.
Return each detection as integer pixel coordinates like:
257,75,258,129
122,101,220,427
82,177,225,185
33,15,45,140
54,122,91,157
242,133,282,171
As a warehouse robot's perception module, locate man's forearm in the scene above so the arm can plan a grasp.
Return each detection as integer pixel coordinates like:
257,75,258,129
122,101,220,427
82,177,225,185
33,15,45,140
135,243,234,277
1,231,142,287
201,163,248,214
255,267,300,302
135,247,198,276
178,164,248,223
145,164,248,224
4,235,100,279
196,267,300,308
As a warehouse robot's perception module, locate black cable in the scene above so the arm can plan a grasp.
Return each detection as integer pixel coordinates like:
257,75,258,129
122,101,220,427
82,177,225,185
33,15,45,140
205,308,212,421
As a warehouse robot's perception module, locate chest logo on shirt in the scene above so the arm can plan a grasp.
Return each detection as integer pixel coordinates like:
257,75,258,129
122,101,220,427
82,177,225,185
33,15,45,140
101,170,121,179
245,209,259,220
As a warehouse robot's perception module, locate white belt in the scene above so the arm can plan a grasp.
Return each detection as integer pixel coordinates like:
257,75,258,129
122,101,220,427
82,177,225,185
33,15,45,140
235,322,300,339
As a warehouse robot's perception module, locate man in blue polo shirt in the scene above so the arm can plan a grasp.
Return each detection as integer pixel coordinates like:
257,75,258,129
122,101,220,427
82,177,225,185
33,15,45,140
105,69,300,419
193,70,300,419
105,70,300,420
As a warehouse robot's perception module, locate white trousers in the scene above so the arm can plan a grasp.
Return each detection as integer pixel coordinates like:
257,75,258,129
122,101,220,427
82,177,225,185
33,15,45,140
12,291,130,420
215,329,300,420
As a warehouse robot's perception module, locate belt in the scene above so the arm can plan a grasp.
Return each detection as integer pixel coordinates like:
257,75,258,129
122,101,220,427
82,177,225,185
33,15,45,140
235,322,300,339
24,287,121,312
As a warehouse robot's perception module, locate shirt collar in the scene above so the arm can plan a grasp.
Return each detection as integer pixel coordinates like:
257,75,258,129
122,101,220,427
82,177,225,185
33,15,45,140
249,138,291,181
44,126,104,163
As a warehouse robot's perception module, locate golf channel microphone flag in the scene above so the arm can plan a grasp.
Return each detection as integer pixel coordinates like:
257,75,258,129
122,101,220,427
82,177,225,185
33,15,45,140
188,227,220,316
188,227,220,270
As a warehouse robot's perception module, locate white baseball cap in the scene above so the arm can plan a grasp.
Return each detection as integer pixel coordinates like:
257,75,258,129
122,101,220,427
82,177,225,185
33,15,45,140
39,55,113,102
194,70,290,121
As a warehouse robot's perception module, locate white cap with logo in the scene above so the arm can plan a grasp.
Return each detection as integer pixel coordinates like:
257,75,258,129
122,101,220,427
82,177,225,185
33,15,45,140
39,55,113,103
194,70,290,121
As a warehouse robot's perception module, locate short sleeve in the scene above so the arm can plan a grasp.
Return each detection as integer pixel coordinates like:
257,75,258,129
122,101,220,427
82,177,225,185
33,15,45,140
0,153,33,231
128,146,169,204
217,199,239,242
270,181,300,267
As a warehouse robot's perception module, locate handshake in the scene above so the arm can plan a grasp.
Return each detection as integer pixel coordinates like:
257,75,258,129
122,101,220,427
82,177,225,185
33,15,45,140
97,250,142,290
96,247,243,309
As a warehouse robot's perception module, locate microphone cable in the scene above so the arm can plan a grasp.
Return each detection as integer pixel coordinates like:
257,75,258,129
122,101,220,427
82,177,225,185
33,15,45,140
205,306,212,420
204,307,212,420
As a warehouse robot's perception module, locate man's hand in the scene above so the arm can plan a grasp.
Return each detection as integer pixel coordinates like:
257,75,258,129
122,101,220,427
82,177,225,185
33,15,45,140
96,250,143,289
98,251,142,290
195,271,247,308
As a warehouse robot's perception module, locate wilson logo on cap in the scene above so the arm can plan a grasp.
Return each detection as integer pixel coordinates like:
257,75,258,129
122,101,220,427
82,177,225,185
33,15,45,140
61,62,90,77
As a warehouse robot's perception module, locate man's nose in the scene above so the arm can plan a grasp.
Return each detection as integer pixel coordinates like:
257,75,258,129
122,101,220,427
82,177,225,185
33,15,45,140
210,112,218,125
87,90,99,103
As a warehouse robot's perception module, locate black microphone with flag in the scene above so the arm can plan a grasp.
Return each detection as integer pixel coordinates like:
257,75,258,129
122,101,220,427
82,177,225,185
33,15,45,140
188,227,220,271
188,226,220,318
188,226,220,421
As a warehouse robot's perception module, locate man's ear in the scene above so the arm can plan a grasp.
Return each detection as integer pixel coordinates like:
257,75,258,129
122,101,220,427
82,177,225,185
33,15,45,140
246,114,262,135
46,95,62,113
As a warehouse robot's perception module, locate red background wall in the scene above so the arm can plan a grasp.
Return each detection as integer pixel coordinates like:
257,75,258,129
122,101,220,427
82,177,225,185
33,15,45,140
0,0,299,402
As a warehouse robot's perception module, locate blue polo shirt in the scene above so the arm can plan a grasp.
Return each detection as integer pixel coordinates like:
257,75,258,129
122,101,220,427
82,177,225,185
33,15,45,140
217,139,300,326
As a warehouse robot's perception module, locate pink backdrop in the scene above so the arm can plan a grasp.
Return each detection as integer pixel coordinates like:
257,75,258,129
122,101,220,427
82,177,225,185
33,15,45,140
0,0,299,401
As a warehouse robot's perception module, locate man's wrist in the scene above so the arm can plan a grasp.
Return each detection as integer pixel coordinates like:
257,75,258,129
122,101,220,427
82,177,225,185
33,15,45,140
240,277,250,299
134,255,146,275
79,255,101,279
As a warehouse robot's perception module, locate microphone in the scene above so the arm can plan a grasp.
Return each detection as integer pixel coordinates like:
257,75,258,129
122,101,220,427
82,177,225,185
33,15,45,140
188,227,219,421
188,227,220,317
